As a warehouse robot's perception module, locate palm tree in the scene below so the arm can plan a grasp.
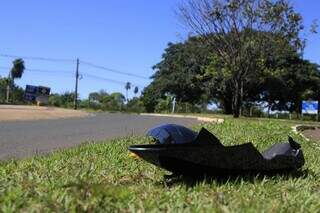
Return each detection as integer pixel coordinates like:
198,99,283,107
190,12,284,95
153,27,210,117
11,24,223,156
133,86,139,97
125,82,131,102
6,58,25,103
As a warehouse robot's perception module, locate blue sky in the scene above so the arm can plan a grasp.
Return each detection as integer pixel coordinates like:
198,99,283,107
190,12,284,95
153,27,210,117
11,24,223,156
0,0,319,99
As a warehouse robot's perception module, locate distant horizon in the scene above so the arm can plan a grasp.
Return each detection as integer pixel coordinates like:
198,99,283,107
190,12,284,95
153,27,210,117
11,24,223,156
0,0,319,99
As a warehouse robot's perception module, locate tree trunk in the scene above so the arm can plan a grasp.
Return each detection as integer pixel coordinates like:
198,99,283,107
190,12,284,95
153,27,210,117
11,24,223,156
11,80,15,104
295,99,301,119
6,74,12,103
126,90,128,102
220,99,233,114
6,84,10,103
296,105,300,119
240,80,244,116
232,81,241,118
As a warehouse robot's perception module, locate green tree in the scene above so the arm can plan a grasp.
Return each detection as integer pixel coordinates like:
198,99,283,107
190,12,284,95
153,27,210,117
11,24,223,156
155,99,170,113
126,97,146,113
133,86,139,96
48,94,63,107
88,92,100,103
109,92,126,110
87,90,125,111
178,0,305,117
0,77,8,102
125,82,131,101
48,92,75,108
11,58,25,79
6,58,25,103
1,77,25,104
151,39,210,105
141,82,162,112
260,54,320,116
88,90,108,104
144,32,319,115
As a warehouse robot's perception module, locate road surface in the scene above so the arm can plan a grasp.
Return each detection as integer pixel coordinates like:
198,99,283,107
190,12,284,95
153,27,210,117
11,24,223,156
0,105,88,122
0,113,201,160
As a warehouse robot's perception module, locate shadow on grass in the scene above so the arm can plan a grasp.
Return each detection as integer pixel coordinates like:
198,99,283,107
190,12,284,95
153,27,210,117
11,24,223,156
160,169,311,188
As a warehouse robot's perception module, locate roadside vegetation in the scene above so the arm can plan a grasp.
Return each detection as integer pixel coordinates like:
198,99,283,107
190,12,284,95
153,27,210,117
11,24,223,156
0,59,25,104
1,118,319,212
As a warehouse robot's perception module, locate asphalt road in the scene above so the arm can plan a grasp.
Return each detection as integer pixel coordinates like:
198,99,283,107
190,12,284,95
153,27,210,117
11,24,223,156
0,113,201,160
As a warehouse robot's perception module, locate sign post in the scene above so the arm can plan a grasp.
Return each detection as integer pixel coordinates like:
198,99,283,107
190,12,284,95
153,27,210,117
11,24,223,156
172,97,176,114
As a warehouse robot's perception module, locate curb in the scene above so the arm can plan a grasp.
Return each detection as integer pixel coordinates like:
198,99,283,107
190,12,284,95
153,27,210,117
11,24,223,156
140,113,224,124
292,125,311,141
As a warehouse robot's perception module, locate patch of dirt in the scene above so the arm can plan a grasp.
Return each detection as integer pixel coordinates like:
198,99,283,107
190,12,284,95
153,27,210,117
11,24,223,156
300,126,320,141
0,105,89,122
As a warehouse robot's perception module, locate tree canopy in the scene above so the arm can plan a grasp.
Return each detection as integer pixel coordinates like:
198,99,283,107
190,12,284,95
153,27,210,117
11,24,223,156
177,0,306,117
11,58,25,79
142,31,319,115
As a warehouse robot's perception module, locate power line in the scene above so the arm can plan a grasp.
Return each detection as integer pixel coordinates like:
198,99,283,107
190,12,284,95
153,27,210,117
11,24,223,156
0,67,74,79
0,53,75,63
82,72,144,88
25,68,73,74
0,53,150,80
80,60,149,80
0,66,144,87
0,66,73,74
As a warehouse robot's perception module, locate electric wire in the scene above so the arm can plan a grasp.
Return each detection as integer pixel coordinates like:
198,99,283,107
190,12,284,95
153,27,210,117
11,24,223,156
0,66,143,88
81,72,143,87
0,53,75,63
80,60,149,80
0,66,74,74
0,53,149,80
0,53,149,88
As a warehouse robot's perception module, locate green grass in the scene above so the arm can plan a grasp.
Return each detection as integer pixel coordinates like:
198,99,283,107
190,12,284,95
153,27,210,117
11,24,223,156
1,118,320,212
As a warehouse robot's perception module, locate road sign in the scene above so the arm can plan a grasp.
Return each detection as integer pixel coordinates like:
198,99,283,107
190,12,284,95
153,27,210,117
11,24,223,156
25,85,38,94
302,101,318,114
24,85,38,101
37,86,50,96
24,85,51,102
24,93,36,101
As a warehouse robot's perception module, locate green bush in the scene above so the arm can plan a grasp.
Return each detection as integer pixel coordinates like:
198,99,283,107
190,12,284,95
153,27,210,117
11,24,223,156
126,97,146,113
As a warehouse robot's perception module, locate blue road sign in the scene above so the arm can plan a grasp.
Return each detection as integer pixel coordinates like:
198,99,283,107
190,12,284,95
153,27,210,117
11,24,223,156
37,86,50,96
302,101,318,114
25,85,38,94
24,85,38,101
24,93,36,101
24,85,50,102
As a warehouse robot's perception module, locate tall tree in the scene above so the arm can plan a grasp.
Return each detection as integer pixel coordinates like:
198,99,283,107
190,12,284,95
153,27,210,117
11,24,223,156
88,92,101,103
151,38,211,105
141,82,162,112
178,0,305,117
202,32,294,114
125,82,131,101
260,54,320,115
109,92,126,110
6,58,25,103
134,86,139,96
1,77,25,104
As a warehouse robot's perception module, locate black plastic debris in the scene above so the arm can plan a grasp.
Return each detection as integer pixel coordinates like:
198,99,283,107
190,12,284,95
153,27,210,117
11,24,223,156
128,124,305,176
146,124,198,144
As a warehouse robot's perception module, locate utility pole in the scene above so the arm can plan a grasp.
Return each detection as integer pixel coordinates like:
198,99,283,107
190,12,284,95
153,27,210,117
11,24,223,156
6,72,11,103
74,58,79,110
172,97,176,114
